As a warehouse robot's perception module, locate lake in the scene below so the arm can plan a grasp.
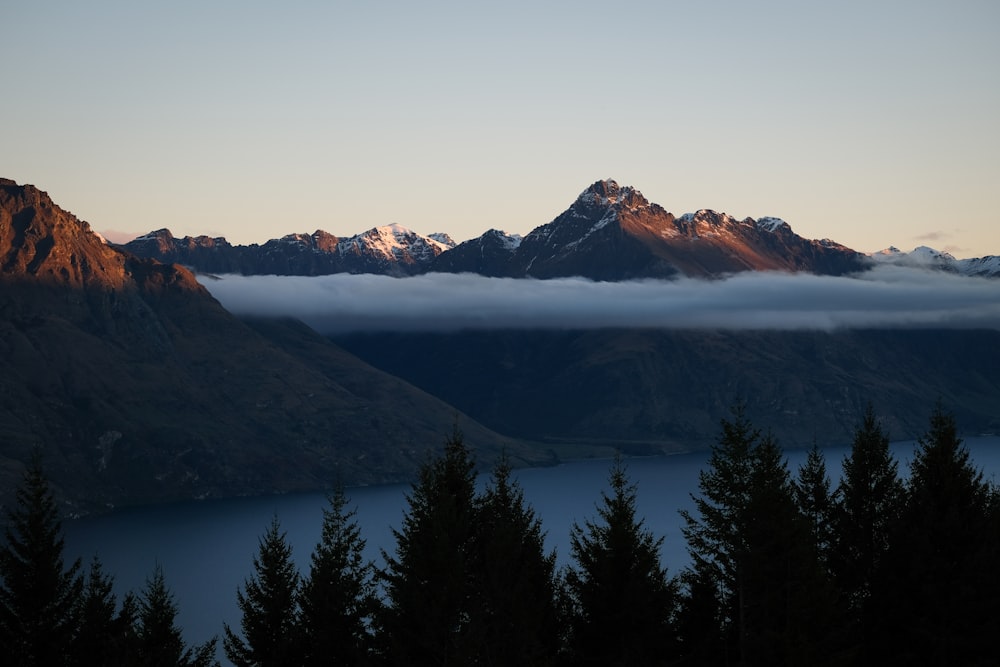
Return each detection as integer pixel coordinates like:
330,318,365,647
64,436,1000,656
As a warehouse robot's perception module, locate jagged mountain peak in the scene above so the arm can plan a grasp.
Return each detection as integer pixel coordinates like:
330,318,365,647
428,232,457,247
0,178,131,290
483,228,523,250
755,216,791,233
576,179,651,212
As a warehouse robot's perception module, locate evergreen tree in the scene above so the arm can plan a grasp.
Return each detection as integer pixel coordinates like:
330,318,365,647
223,516,301,667
873,405,999,665
564,456,679,666
70,556,139,667
468,455,561,665
681,406,836,665
378,427,477,665
793,442,834,566
136,565,217,667
299,486,377,666
0,452,83,666
740,435,834,665
680,404,758,661
829,403,903,639
675,561,725,666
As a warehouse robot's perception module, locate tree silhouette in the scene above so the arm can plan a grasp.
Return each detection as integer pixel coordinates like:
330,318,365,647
565,456,679,666
829,402,903,646
299,486,377,666
224,516,300,667
378,427,477,665
873,405,999,665
681,406,835,664
136,565,217,667
70,556,138,667
680,404,759,661
0,452,82,666
793,442,834,567
468,454,561,665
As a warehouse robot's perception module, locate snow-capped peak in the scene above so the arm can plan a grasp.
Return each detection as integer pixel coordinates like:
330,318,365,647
337,224,451,263
755,217,790,233
576,179,650,212
484,229,523,250
865,246,1000,277
870,246,956,266
428,232,457,248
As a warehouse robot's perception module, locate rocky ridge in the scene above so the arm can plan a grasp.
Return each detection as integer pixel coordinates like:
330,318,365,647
0,179,535,515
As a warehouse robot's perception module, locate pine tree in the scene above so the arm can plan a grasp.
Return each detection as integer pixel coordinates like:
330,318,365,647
793,442,834,566
681,406,835,665
675,561,725,666
299,486,377,666
873,405,999,665
223,516,301,667
468,455,561,665
70,556,139,667
136,565,217,667
378,427,477,665
679,404,759,661
740,434,834,665
0,452,83,666
564,456,678,666
829,403,903,637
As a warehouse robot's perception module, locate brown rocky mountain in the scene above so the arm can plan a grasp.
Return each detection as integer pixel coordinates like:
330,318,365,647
117,179,867,280
502,180,866,279
0,179,540,515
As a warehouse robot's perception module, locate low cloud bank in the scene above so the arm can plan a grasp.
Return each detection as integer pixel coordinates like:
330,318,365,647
201,266,1000,333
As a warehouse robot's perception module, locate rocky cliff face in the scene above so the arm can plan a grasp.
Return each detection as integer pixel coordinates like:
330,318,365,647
0,179,532,515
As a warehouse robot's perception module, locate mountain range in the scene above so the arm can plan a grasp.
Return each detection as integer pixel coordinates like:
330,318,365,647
120,179,999,280
0,178,541,515
3,176,999,514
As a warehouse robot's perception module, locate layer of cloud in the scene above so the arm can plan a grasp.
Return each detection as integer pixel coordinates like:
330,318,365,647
201,266,1000,334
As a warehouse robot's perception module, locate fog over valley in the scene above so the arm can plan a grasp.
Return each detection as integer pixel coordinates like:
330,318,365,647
203,265,1000,333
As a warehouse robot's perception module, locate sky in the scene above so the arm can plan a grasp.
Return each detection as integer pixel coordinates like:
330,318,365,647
4,1,998,257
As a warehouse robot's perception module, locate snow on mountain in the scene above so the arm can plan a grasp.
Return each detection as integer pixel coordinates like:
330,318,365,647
868,246,999,277
755,217,791,233
958,255,1000,277
428,232,458,248
336,224,452,269
115,178,994,280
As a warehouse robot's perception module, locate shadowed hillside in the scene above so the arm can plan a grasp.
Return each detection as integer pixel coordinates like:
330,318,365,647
0,179,538,515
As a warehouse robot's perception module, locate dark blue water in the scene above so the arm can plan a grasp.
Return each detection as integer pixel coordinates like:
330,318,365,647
63,437,1000,656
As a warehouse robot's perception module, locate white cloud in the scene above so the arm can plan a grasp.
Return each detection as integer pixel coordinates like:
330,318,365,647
201,266,1000,334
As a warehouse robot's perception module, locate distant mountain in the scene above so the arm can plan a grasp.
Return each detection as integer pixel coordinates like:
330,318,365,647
122,224,455,276
427,229,523,276
869,246,1000,278
496,180,865,279
118,179,997,281
335,328,1000,453
0,179,537,515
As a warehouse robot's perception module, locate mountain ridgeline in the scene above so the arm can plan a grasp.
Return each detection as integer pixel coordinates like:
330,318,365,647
0,179,534,515
2,176,999,515
119,179,1000,279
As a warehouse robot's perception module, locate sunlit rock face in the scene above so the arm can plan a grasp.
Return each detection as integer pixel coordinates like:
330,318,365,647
0,179,520,515
505,179,865,280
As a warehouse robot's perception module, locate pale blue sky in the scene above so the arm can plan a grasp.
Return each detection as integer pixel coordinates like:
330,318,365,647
5,1,998,256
